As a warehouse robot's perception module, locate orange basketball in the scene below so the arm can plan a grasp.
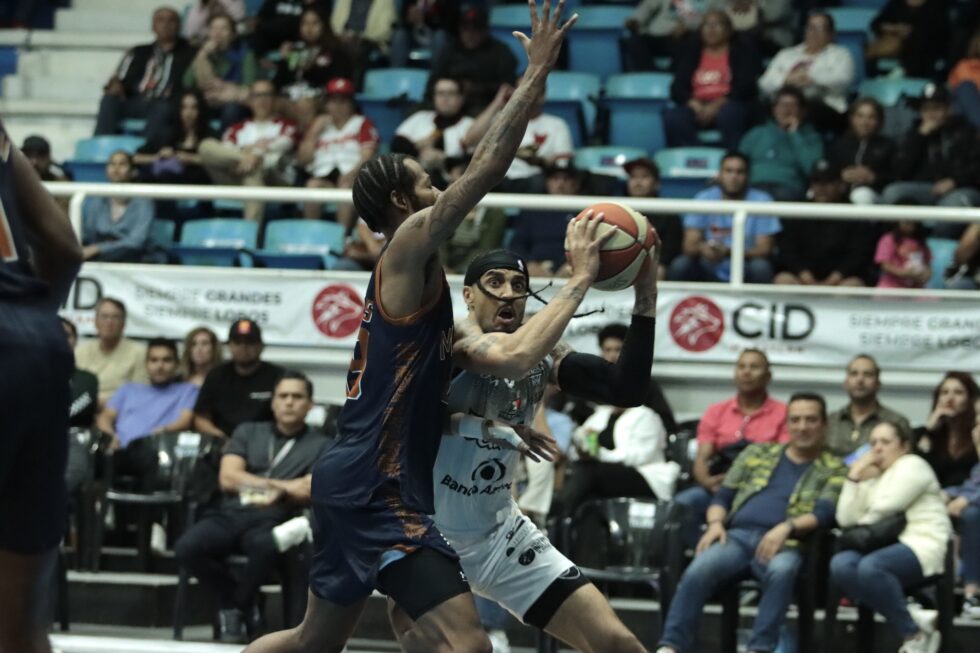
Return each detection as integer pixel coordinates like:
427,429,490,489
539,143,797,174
564,202,657,291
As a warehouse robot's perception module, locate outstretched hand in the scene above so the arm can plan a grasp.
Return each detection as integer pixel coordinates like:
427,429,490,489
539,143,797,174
513,0,578,71
513,424,560,463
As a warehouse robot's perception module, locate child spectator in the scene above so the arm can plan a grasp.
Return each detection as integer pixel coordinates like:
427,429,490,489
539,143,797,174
874,220,931,289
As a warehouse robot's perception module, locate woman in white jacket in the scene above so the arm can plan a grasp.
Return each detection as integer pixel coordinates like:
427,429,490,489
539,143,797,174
830,421,952,653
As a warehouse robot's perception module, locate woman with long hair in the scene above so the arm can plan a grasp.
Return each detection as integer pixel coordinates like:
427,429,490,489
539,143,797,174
180,326,223,386
920,371,980,487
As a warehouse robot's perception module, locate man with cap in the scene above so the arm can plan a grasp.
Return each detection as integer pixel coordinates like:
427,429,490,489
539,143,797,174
386,219,660,653
509,156,584,277
20,135,71,183
881,82,980,239
773,160,873,287
624,156,681,279
193,318,285,438
198,79,300,222
429,5,518,114
298,76,379,222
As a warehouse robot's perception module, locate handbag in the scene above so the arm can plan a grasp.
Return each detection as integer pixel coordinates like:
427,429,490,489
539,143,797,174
836,513,907,554
707,439,751,476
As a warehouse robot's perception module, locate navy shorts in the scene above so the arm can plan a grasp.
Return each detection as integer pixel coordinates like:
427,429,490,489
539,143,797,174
310,483,460,608
0,303,73,554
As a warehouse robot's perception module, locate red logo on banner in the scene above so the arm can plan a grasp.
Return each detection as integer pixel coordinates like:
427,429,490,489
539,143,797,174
669,296,725,352
312,285,364,338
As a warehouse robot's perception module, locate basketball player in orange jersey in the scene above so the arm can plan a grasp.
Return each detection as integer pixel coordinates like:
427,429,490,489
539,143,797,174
245,2,580,652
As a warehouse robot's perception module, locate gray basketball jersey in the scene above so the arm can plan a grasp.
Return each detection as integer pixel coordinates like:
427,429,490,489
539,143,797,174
433,357,552,538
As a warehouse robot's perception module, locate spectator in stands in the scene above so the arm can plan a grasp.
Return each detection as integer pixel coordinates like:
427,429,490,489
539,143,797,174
758,12,854,134
429,5,518,115
193,319,284,438
881,84,980,219
198,79,299,222
663,10,761,150
392,77,474,177
875,220,932,289
298,77,379,222
668,152,781,283
20,135,70,182
509,156,582,277
75,298,148,404
464,83,574,194
673,349,789,548
330,0,396,84
81,151,153,263
389,0,457,68
944,397,980,618
738,86,823,201
175,371,329,642
826,354,912,459
253,0,332,56
94,7,195,144
919,372,980,488
826,97,895,205
180,326,223,386
183,0,246,46
621,0,707,71
831,421,951,653
134,90,216,191
438,156,506,273
273,7,353,129
946,223,980,290
60,317,98,430
657,393,846,653
96,337,198,452
184,14,258,128
623,157,682,280
950,29,980,129
773,161,873,287
867,0,947,78
724,0,795,56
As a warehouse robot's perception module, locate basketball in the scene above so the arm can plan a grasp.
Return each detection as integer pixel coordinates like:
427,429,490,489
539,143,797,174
565,202,657,291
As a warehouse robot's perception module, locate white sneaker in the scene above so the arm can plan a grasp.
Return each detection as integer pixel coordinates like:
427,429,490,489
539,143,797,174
907,604,938,633
150,522,167,554
271,516,312,552
487,629,510,653
898,630,941,653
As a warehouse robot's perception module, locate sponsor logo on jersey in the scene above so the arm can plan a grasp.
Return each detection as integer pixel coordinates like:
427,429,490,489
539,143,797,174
440,474,512,497
517,537,552,566
471,458,506,483
559,566,582,580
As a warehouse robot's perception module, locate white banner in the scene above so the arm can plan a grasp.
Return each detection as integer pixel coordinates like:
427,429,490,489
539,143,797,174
61,264,980,372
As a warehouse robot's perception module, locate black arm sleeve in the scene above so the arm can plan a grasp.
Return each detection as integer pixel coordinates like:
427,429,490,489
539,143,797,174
557,315,656,407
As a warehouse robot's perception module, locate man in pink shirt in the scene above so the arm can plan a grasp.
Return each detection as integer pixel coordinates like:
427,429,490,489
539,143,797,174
675,348,789,547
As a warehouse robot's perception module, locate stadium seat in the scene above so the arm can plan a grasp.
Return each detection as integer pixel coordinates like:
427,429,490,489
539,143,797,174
574,145,647,178
857,77,930,106
654,147,724,199
360,68,429,143
827,8,877,85
489,5,534,75
171,218,258,267
251,219,346,270
603,72,672,153
839,0,886,7
545,71,601,147
66,135,146,182
565,6,633,79
927,237,958,290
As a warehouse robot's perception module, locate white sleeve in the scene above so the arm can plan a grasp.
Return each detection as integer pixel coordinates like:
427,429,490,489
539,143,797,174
835,477,869,527
863,455,938,521
395,111,428,140
758,49,793,96
538,115,574,161
597,407,665,467
807,45,855,95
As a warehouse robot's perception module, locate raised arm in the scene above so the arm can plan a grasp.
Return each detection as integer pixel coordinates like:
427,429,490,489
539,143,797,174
385,0,576,267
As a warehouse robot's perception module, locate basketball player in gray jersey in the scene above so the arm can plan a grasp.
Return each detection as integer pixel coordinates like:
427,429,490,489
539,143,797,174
389,231,661,653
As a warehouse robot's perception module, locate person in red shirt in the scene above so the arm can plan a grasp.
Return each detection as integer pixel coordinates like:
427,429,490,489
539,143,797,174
662,10,761,150
675,348,789,548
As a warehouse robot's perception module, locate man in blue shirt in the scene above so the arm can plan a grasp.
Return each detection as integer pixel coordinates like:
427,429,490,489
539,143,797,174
668,152,781,283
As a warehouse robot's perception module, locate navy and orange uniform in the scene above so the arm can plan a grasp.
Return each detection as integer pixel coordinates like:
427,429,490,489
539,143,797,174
310,254,459,604
0,129,75,554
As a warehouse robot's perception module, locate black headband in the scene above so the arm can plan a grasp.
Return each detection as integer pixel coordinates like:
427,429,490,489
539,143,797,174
463,250,530,286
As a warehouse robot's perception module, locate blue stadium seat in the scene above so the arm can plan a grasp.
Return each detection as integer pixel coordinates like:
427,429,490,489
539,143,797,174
603,72,672,153
926,237,958,290
857,77,929,106
840,0,886,6
148,220,175,248
0,46,17,81
827,8,877,85
574,146,647,178
251,219,346,270
72,135,145,161
244,0,263,17
489,5,533,75
171,218,258,267
654,147,724,198
565,6,633,79
545,72,601,147
362,68,429,103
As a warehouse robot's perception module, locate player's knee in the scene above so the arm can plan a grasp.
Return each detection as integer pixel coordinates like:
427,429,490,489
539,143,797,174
590,627,646,653
451,634,493,653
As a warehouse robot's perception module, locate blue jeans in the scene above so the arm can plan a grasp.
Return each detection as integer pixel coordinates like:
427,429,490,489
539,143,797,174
829,543,924,638
960,504,980,585
674,485,713,550
662,100,752,150
953,82,980,129
659,527,803,653
667,255,775,284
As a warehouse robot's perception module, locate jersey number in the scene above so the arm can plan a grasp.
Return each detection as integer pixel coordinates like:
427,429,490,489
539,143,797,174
345,327,370,400
0,195,16,262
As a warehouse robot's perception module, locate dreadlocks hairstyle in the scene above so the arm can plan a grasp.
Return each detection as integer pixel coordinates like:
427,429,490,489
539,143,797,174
351,153,417,233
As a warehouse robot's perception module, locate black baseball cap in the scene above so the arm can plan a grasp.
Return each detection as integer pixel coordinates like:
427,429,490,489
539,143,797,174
228,318,262,343
544,155,579,177
913,83,951,108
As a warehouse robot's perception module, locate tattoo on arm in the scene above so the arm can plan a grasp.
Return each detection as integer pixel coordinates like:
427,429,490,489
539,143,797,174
633,291,658,316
